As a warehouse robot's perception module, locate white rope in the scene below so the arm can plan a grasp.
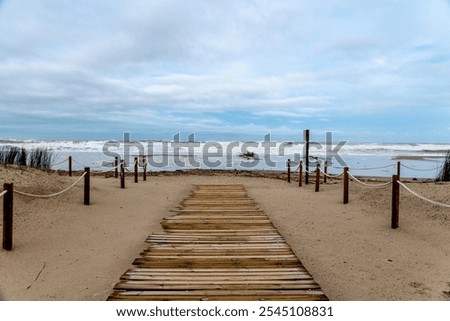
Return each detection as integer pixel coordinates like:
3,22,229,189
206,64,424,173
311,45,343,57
0,190,7,198
288,162,300,171
97,162,122,173
124,159,139,171
14,172,87,198
397,181,450,208
72,159,103,168
331,164,396,171
72,159,90,167
319,167,344,179
401,164,443,172
347,171,392,188
52,158,69,166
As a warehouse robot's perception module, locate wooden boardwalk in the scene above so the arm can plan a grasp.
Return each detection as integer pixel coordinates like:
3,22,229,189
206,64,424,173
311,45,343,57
107,184,328,301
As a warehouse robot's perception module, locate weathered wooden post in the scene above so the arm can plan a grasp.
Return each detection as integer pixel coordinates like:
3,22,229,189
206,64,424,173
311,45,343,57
134,157,138,183
299,161,303,187
114,157,119,179
120,161,125,189
324,161,328,184
143,157,147,181
287,159,291,183
397,161,401,180
315,164,320,192
343,166,349,204
304,129,310,185
84,167,90,206
391,175,399,229
68,156,72,177
3,183,13,251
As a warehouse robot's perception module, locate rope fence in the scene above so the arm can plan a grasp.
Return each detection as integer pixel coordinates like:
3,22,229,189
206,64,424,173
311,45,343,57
319,168,344,179
287,159,449,231
2,151,449,251
72,159,103,169
330,162,443,173
52,157,69,166
14,172,87,198
2,167,91,250
397,181,450,208
98,162,121,174
330,164,396,171
54,156,151,186
400,163,443,172
347,171,392,188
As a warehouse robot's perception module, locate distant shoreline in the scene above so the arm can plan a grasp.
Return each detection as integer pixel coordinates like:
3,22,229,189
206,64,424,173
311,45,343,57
55,167,434,182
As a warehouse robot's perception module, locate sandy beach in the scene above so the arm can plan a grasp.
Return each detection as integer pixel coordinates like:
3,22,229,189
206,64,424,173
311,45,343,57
0,166,449,301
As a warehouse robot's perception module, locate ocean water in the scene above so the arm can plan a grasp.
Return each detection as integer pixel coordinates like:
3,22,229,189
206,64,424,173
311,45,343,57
1,140,448,179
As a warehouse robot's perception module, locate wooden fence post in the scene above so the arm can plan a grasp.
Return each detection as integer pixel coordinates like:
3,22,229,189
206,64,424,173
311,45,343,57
143,157,147,181
3,183,13,251
391,175,399,229
343,166,349,204
304,129,310,185
315,164,320,192
68,156,72,177
299,161,303,187
324,161,328,184
134,157,138,183
84,167,90,206
397,161,401,180
120,161,125,189
287,159,291,183
115,157,119,179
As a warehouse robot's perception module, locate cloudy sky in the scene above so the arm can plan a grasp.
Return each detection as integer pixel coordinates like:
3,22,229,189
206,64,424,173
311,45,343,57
1,0,449,142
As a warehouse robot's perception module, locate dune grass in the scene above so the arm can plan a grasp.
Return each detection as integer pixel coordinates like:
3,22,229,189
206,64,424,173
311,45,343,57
0,146,53,170
436,150,450,182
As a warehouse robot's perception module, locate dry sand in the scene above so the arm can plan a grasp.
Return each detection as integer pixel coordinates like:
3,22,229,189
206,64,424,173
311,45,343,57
0,166,449,301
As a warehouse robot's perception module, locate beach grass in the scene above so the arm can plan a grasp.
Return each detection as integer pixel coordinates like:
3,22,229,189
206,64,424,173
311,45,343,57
0,146,53,170
436,150,450,182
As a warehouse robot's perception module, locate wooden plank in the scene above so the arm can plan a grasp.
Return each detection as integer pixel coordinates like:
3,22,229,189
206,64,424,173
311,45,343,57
194,185,245,188
109,289,327,297
166,217,268,220
161,230,279,235
108,289,328,301
117,278,318,284
171,208,264,214
156,228,278,232
188,194,251,197
145,250,292,254
144,245,291,250
121,274,313,281
114,282,321,291
109,295,328,301
121,272,313,278
161,223,274,230
125,267,309,273
133,260,302,268
141,251,297,262
147,232,282,238
190,194,250,196
165,215,268,220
